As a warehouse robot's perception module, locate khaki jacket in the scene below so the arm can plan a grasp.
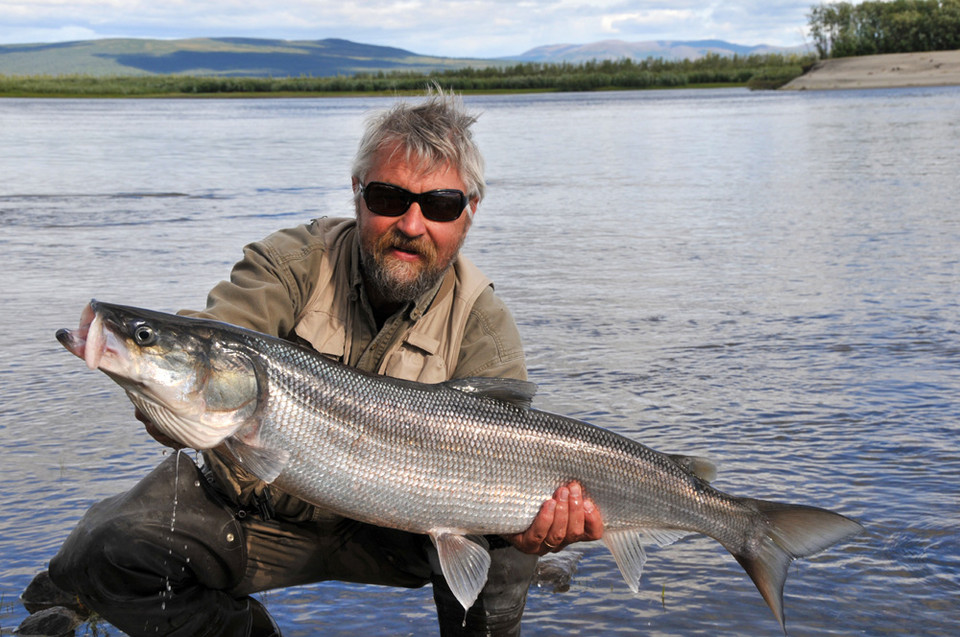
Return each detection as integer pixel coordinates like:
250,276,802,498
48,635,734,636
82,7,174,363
294,218,490,383
185,217,526,520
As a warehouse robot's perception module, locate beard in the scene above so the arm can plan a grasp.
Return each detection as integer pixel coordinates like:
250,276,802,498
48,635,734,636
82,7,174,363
359,227,465,306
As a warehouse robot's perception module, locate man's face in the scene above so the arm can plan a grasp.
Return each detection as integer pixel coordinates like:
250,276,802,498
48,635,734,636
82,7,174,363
355,146,476,306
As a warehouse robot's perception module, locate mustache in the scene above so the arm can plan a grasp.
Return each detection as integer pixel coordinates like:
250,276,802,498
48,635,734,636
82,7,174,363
375,229,438,262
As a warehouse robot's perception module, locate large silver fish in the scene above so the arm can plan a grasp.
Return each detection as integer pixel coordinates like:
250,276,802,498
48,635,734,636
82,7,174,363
57,300,862,630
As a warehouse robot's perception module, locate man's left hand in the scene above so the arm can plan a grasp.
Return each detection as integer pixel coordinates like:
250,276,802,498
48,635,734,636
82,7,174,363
505,481,603,555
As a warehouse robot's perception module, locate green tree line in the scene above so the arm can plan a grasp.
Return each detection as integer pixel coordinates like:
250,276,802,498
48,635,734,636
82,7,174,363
0,53,814,97
808,0,960,57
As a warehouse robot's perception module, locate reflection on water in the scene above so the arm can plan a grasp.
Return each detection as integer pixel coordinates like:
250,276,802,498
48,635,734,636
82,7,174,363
1,87,959,635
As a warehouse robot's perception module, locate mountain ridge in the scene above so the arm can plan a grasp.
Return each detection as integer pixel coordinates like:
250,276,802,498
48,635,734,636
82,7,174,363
0,37,807,77
512,38,808,63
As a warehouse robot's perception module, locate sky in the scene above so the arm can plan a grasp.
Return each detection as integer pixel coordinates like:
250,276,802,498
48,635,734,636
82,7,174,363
0,1,827,58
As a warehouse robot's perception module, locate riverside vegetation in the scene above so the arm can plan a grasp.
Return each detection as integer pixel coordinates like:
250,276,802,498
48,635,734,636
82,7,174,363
0,54,814,97
808,0,960,58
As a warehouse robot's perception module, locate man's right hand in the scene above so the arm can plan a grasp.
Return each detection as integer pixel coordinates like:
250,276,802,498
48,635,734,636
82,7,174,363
135,408,185,449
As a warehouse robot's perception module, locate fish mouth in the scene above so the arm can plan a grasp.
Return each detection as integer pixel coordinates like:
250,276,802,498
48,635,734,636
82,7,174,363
56,300,110,370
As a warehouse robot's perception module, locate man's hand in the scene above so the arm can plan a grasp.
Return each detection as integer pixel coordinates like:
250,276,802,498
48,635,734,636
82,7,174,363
505,482,603,555
135,408,185,450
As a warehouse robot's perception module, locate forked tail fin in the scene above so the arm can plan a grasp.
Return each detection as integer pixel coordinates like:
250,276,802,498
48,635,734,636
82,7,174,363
729,499,862,633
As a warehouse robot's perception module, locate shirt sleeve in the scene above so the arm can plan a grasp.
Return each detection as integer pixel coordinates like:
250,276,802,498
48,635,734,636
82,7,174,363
179,224,327,339
454,285,527,381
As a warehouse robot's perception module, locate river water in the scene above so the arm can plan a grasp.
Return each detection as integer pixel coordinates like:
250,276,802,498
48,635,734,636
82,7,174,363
1,87,958,636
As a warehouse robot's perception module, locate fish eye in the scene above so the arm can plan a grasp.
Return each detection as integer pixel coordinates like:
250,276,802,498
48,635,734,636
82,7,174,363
133,324,157,346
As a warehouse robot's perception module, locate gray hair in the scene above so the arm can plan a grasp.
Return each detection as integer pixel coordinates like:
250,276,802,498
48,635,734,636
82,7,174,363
351,87,486,203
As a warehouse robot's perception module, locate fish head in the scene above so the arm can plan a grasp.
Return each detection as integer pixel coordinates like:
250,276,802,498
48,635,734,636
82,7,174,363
57,300,260,450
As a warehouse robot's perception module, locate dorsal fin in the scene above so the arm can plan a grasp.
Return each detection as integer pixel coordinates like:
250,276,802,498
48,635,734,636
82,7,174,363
444,377,537,409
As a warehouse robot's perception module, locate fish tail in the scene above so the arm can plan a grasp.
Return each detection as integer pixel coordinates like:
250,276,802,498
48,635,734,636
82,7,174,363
727,499,862,633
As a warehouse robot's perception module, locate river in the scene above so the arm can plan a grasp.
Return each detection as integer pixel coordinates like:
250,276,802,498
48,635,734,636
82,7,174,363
1,86,958,635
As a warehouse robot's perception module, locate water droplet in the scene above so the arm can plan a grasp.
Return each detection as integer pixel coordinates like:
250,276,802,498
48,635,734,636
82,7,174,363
169,450,183,533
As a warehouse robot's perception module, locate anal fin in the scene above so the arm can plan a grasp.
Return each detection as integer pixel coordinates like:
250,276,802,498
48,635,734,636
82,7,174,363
603,527,691,594
602,529,648,593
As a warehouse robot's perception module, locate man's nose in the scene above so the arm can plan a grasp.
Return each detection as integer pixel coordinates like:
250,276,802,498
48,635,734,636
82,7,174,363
394,203,427,236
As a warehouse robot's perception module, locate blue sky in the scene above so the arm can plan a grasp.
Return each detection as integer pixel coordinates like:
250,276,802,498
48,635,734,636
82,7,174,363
0,1,828,57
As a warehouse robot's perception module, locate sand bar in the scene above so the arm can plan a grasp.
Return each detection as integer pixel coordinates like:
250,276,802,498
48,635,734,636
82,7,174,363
781,49,960,90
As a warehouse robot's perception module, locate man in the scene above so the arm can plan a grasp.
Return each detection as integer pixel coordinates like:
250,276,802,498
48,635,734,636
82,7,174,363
46,89,603,636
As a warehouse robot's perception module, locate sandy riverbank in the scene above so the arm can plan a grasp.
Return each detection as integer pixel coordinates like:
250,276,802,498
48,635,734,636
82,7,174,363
782,49,960,90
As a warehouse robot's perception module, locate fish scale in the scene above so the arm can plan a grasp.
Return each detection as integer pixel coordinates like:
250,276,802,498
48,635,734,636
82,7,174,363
242,335,819,566
57,300,863,630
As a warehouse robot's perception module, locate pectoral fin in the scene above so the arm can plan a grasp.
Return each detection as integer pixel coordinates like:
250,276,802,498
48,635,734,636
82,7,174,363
222,436,290,483
428,531,492,611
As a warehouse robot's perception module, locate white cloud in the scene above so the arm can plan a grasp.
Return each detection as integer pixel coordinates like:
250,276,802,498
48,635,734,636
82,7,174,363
601,10,700,33
0,25,100,45
0,1,813,55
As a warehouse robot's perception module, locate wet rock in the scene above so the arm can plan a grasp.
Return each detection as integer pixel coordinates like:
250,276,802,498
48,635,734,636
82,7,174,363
14,606,81,637
20,571,88,617
533,549,583,593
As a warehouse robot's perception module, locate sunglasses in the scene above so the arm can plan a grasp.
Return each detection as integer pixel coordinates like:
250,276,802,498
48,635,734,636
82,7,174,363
359,181,469,223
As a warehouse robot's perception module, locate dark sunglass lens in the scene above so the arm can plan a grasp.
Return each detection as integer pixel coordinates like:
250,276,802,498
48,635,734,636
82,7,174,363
364,183,466,221
365,183,410,216
422,192,466,222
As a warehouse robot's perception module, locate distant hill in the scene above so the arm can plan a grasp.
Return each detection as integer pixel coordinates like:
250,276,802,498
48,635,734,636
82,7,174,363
0,36,808,78
512,39,809,63
0,37,502,77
